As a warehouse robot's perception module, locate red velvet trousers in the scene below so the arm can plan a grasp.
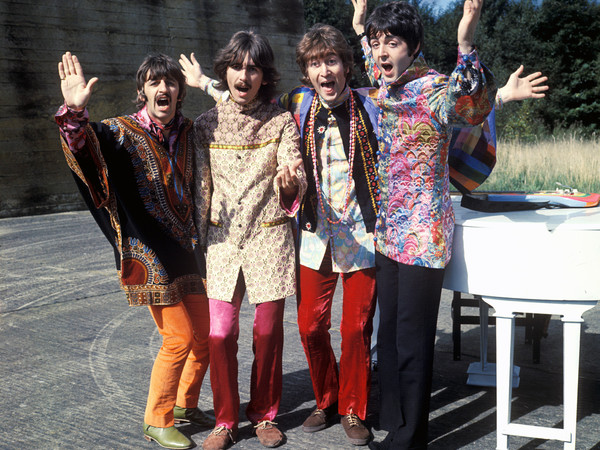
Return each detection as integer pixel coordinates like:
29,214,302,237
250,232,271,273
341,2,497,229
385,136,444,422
297,251,377,420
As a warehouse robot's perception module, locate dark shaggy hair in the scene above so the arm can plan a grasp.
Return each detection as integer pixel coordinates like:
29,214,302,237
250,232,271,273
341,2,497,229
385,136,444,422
295,23,354,86
135,53,186,109
366,1,424,57
213,30,280,103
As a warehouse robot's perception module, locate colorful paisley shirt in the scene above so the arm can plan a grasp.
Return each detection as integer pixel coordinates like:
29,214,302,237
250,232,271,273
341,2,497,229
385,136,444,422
361,37,496,268
278,86,380,273
55,105,205,306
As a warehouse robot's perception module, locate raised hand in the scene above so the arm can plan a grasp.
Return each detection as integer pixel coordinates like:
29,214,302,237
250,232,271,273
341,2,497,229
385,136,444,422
58,52,98,111
179,53,206,89
350,0,368,35
457,0,483,54
498,65,549,103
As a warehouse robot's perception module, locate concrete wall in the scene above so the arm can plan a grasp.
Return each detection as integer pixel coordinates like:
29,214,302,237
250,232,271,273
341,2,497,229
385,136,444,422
0,0,304,218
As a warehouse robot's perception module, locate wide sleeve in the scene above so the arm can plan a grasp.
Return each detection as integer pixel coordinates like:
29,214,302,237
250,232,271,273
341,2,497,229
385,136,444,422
429,48,497,128
192,120,212,246
198,76,230,104
360,35,382,88
55,104,111,208
275,113,307,216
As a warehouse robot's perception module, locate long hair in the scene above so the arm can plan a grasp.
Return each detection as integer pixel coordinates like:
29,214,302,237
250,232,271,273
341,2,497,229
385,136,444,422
213,30,280,102
366,1,424,57
296,23,354,86
135,53,186,109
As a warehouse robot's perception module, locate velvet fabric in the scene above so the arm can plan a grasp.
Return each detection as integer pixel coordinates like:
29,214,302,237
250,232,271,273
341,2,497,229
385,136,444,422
375,251,445,449
208,273,285,430
145,293,210,427
297,249,377,420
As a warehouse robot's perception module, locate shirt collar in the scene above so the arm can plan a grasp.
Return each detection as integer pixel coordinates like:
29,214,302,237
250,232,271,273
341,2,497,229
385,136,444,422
385,53,429,88
318,85,351,110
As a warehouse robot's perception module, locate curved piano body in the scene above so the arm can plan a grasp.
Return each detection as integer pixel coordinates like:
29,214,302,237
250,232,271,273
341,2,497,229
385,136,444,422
444,199,600,301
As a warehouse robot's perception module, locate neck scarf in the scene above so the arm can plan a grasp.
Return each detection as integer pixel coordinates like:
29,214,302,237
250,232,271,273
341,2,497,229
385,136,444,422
132,106,184,156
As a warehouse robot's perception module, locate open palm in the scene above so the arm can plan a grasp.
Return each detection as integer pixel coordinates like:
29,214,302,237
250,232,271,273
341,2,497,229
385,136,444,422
58,52,98,110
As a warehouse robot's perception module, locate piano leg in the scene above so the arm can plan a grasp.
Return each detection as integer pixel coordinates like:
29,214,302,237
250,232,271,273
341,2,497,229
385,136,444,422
484,298,595,450
562,318,583,450
492,309,516,450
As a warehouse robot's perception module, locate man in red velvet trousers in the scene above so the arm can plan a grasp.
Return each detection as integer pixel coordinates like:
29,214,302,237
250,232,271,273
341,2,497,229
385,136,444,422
283,25,380,447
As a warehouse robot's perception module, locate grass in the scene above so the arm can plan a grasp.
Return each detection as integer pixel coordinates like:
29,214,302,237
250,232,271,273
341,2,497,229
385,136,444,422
477,134,600,193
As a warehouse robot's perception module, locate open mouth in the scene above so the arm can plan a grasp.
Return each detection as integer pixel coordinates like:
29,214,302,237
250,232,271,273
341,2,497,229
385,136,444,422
321,81,335,90
235,84,250,93
381,62,394,74
157,96,170,107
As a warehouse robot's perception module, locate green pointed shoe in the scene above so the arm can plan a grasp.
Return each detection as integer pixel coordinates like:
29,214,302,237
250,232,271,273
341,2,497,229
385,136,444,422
173,405,215,429
143,422,193,449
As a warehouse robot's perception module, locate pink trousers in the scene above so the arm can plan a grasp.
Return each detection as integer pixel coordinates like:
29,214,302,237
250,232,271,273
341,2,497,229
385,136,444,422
297,252,377,420
145,293,210,427
208,273,285,430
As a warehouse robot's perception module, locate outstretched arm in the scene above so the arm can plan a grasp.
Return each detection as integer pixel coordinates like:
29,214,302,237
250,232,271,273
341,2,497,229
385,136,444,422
457,0,483,54
350,0,367,36
179,52,225,102
497,65,549,104
58,52,98,110
179,53,211,89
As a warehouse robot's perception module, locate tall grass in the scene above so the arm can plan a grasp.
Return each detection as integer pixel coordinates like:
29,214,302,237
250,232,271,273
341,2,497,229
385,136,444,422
478,133,600,193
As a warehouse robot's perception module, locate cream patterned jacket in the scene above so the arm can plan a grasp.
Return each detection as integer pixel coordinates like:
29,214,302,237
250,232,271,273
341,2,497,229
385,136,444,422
193,97,306,304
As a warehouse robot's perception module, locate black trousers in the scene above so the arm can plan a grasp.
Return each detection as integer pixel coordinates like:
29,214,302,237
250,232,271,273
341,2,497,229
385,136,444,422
375,251,445,449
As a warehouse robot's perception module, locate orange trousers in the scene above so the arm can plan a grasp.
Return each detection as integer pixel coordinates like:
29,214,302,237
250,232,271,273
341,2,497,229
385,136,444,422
144,293,210,427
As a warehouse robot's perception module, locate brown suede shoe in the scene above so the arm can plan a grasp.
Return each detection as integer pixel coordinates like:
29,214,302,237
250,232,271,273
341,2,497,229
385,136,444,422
254,420,284,448
341,414,371,446
302,405,336,433
202,426,236,450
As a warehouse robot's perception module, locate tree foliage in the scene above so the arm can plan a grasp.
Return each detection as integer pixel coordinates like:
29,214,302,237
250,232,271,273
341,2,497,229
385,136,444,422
304,0,600,138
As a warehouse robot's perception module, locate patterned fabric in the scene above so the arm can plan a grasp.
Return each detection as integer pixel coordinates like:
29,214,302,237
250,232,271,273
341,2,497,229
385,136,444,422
361,37,496,268
279,86,381,273
193,98,307,304
56,106,205,306
131,106,185,157
55,104,88,152
449,108,497,193
300,99,374,271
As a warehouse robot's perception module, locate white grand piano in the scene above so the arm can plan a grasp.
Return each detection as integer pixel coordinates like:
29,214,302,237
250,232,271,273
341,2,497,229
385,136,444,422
443,197,600,449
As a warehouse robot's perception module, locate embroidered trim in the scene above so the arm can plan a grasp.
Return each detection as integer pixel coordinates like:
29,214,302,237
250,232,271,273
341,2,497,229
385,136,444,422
103,116,196,251
261,217,289,228
210,217,288,228
123,274,206,306
209,137,280,150
355,105,381,213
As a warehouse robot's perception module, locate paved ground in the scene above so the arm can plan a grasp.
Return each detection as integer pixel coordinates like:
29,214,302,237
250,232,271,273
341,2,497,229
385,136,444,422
1,210,599,449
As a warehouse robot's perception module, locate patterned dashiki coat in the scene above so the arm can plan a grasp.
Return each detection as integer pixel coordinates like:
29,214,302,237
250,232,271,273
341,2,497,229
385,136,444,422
193,98,307,304
361,37,497,269
55,106,205,306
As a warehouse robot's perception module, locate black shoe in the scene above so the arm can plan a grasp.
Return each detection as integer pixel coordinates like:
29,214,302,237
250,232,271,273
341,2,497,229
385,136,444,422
368,432,395,449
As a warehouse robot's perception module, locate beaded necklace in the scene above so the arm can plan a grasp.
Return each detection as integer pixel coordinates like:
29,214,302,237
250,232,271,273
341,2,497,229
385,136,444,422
307,91,356,225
